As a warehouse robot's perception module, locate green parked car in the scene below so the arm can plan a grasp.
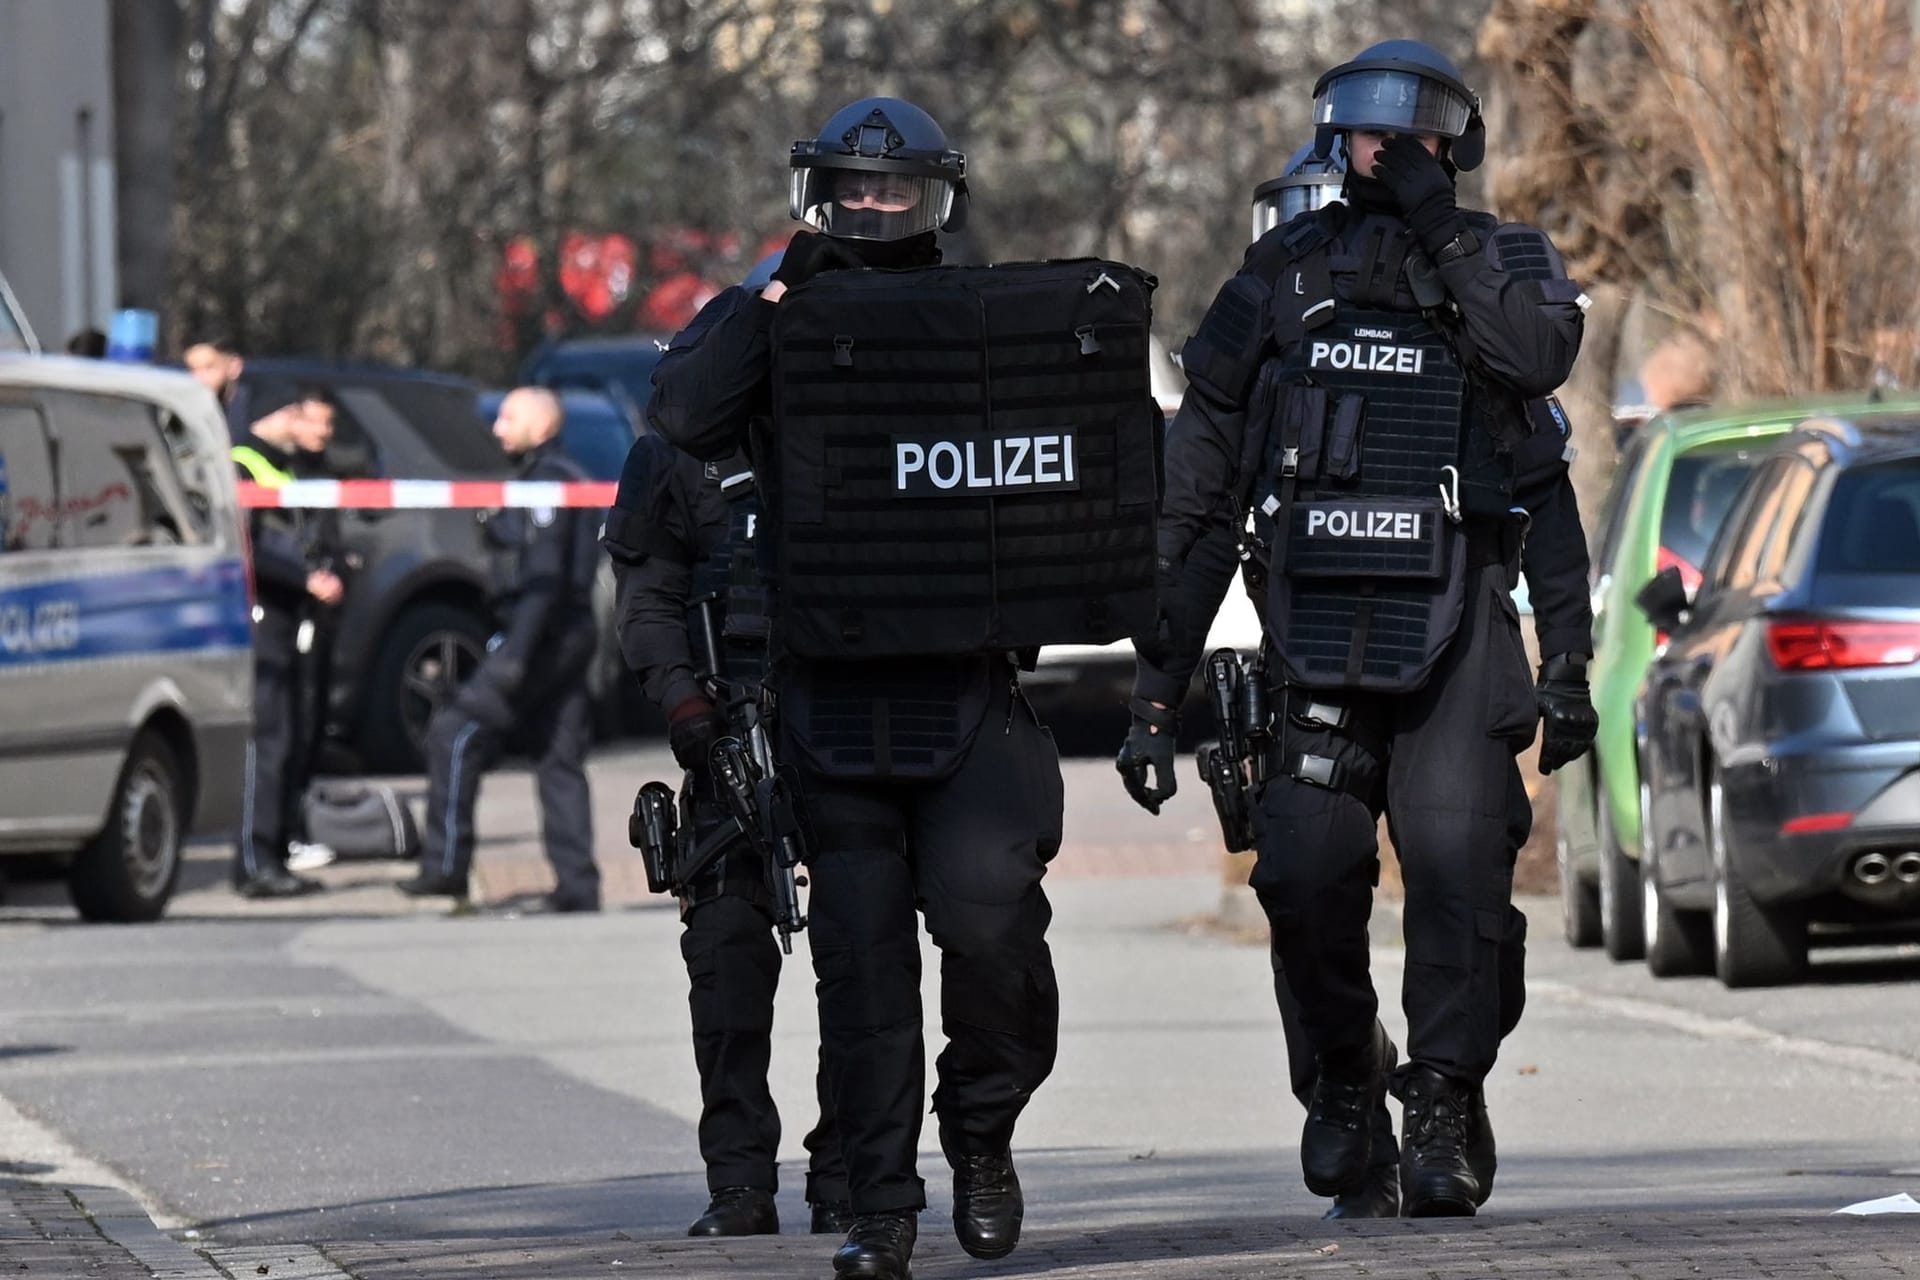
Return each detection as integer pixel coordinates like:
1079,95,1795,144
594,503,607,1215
1556,394,1920,958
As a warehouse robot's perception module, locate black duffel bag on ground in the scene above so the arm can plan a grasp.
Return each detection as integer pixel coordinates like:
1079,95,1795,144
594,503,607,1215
302,780,421,860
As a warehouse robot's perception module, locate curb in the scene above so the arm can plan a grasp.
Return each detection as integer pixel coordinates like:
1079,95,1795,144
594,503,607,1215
66,1183,227,1279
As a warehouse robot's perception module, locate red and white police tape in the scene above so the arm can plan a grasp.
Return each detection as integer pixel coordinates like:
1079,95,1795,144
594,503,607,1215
236,480,619,510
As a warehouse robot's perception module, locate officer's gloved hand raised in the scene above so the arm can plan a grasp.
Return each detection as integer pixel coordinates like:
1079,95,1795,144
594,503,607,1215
1534,654,1599,774
1116,698,1179,815
769,230,867,293
668,697,728,774
1372,134,1460,254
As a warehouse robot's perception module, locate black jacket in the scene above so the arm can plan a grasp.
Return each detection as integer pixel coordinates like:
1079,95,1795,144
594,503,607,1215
486,439,599,671
603,432,749,717
1137,197,1589,706
235,437,311,617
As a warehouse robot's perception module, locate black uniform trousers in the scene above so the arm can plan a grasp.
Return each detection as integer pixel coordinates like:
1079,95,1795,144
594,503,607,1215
1254,562,1539,1083
238,604,304,882
419,623,600,906
1270,764,1533,1169
805,688,1065,1214
679,810,846,1203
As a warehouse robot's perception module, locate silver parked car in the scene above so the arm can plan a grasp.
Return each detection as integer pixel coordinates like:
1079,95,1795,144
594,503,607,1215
0,356,252,920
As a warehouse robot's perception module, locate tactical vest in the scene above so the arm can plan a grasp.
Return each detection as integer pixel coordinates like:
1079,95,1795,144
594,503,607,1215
688,458,771,687
765,259,1160,659
482,451,595,619
1251,212,1517,694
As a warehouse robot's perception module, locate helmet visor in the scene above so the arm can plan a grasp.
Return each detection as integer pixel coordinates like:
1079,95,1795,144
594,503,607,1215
790,167,954,241
1313,69,1473,139
1251,179,1342,242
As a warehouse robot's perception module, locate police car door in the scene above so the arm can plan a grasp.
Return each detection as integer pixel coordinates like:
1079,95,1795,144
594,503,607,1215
0,393,75,841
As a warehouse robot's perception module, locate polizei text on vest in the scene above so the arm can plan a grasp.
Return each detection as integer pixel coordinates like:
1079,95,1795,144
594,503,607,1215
1309,339,1427,375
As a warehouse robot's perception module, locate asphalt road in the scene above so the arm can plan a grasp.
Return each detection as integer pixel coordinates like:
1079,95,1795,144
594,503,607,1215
0,751,1915,1260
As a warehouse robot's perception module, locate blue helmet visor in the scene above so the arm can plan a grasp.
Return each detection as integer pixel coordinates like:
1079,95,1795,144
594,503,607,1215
1313,68,1473,139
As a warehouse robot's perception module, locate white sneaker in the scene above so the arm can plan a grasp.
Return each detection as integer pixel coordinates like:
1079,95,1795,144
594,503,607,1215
286,842,338,873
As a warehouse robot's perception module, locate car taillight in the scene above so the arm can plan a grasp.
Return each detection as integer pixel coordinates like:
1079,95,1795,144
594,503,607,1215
1652,547,1702,646
1766,620,1920,671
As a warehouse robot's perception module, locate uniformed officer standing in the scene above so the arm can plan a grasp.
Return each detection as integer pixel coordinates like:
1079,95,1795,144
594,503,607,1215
1118,43,1597,1217
399,388,602,909
228,395,339,899
603,425,851,1238
647,99,1077,1280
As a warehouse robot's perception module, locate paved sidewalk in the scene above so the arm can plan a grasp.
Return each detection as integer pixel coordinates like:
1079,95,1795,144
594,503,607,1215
292,1213,1920,1278
24,1176,1917,1280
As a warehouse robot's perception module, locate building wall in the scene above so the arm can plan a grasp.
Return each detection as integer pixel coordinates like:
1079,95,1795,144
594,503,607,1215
0,0,117,349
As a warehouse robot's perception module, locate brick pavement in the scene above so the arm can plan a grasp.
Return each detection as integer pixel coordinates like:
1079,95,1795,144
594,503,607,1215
0,1179,180,1277
310,1214,1920,1279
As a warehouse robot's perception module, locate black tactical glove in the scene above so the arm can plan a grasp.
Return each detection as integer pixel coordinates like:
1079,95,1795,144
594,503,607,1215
1535,654,1599,774
1372,134,1461,255
770,230,866,290
1116,697,1180,815
667,699,727,773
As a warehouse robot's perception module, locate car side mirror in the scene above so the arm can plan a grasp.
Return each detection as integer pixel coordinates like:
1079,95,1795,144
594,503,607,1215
1634,565,1692,633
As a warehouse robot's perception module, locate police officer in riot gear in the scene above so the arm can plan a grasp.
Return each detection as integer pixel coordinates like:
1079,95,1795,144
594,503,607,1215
1182,139,1596,1218
648,98,1068,1280
399,388,602,908
603,405,851,1237
1119,42,1597,1217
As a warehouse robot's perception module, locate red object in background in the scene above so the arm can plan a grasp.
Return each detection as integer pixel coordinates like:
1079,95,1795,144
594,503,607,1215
559,232,638,322
641,273,720,331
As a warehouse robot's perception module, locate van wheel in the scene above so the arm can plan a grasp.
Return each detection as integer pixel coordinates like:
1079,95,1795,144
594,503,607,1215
1640,778,1711,977
1596,791,1645,962
70,732,185,923
1708,765,1808,987
362,603,489,774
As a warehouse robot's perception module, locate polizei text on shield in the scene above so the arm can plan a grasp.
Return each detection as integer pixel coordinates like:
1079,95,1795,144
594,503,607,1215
892,431,1081,498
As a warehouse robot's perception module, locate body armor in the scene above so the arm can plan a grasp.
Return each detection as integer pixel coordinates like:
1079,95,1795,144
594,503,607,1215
1251,212,1519,694
765,259,1160,659
688,455,771,686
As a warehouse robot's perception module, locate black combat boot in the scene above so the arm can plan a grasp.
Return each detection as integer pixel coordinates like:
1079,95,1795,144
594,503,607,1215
810,1201,856,1235
1324,1159,1400,1218
832,1211,916,1280
396,872,468,900
1301,1021,1396,1197
234,867,322,899
951,1152,1023,1259
686,1186,778,1236
1398,1066,1483,1217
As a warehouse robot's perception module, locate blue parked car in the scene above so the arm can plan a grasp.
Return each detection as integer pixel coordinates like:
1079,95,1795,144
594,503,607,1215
1635,414,1920,986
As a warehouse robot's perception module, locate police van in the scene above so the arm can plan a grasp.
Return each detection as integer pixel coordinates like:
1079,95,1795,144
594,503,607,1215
0,357,251,920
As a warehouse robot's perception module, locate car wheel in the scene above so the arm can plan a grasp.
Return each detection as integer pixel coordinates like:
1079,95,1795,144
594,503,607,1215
69,731,185,923
1596,787,1645,962
1557,808,1602,949
362,602,489,774
1640,776,1711,977
1707,762,1808,988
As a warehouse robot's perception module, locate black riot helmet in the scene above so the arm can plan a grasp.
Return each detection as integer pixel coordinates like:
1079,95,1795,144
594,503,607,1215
789,97,969,242
1251,136,1349,242
1311,40,1485,172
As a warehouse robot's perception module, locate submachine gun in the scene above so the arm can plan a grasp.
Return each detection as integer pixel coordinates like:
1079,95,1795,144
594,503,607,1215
1194,647,1272,853
626,594,813,952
